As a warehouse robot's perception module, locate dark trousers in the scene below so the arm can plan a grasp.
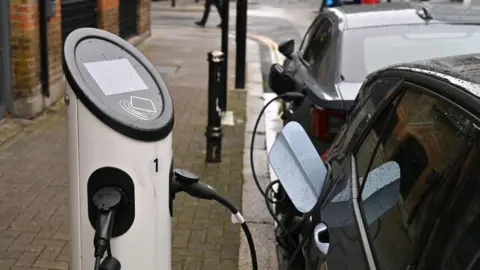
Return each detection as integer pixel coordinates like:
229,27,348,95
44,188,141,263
199,0,223,24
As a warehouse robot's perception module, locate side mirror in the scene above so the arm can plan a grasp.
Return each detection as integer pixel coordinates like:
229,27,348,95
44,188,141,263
268,63,295,97
278,39,295,59
268,121,327,213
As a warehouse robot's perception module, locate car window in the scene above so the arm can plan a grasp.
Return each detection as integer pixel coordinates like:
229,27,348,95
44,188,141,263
439,190,480,270
301,18,333,67
418,143,480,270
341,24,480,82
354,83,479,270
310,19,334,83
329,77,402,156
299,16,323,61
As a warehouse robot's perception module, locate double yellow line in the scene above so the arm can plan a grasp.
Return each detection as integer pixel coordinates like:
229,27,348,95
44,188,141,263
247,33,283,64
246,33,286,116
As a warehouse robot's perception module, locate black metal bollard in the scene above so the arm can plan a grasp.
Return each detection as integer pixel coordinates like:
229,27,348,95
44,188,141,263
205,51,225,163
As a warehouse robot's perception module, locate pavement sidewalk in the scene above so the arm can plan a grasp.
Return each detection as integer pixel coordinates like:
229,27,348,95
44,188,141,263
0,25,258,270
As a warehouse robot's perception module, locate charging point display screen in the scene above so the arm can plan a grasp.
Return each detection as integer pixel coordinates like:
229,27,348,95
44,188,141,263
84,58,148,96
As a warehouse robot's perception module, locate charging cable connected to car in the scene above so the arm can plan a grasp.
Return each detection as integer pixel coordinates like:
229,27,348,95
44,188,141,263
90,169,258,270
248,91,336,269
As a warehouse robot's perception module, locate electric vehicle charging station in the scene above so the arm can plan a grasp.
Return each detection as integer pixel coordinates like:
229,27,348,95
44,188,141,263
63,27,258,270
63,28,174,270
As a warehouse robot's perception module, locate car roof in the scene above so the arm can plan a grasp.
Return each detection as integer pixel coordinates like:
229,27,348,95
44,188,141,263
326,3,480,30
385,54,480,101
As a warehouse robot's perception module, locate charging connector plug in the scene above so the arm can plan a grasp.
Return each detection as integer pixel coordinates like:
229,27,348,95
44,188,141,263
172,168,217,200
92,187,122,261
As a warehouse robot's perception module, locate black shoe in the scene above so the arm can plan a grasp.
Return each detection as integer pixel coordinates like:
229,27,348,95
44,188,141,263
216,23,222,28
195,21,206,27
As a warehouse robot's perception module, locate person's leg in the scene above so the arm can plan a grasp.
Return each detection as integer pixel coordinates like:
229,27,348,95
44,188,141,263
213,0,223,28
196,0,212,26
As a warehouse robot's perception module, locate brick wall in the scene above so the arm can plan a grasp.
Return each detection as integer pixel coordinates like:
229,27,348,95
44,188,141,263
138,0,151,35
98,0,119,35
10,0,64,118
47,0,63,88
10,1,41,100
8,0,151,119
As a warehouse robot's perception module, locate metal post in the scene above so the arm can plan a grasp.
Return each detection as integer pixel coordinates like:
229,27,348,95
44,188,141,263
205,51,224,163
0,0,13,117
235,0,247,89
219,0,229,112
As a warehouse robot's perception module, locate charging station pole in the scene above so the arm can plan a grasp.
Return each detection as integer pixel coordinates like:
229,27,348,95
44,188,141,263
63,28,174,270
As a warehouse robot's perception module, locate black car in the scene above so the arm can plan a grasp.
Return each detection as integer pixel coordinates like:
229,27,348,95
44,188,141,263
271,2,480,156
272,53,480,270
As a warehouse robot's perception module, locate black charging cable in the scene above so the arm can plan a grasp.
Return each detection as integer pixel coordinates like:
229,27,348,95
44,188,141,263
212,193,257,268
250,92,316,268
92,187,123,270
250,92,305,201
251,93,307,254
171,169,258,270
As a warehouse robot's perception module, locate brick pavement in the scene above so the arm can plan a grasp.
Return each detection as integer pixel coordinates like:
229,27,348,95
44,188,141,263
0,26,246,270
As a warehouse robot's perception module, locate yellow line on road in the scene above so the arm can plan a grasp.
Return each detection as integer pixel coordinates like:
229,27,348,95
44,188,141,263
151,26,282,64
246,33,285,117
247,33,282,64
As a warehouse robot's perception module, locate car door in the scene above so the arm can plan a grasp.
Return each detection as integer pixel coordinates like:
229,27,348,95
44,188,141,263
408,93,480,270
304,76,404,270
352,81,478,270
311,77,480,269
285,16,336,134
287,16,339,149
416,148,480,270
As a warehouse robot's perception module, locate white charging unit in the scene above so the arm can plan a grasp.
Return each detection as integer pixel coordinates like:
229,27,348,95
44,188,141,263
63,27,174,270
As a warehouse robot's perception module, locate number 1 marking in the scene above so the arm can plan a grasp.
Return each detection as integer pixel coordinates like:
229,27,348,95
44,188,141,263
154,158,158,172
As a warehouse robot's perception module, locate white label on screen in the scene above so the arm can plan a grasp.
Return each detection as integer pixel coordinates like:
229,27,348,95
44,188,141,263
84,58,148,96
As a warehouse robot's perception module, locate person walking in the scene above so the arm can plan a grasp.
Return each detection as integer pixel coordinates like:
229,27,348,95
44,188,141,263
195,0,223,28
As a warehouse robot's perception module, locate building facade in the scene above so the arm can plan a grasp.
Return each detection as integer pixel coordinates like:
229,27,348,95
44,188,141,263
5,0,151,119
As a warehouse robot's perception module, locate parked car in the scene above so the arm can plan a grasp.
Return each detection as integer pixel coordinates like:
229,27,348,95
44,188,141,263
271,53,480,270
270,2,480,156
